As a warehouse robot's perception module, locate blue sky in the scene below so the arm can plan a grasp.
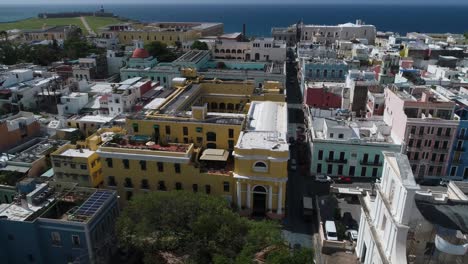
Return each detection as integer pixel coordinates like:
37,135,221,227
4,0,467,4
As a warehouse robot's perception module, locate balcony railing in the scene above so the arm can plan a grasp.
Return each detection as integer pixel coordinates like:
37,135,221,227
360,161,383,166
326,158,348,164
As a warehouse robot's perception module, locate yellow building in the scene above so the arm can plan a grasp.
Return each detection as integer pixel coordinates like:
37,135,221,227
96,135,234,204
22,25,79,41
51,144,103,188
80,78,289,218
233,101,289,217
98,22,224,46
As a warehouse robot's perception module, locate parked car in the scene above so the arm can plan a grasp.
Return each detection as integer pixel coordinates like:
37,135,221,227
325,221,338,241
290,159,297,171
419,178,441,186
315,174,333,183
345,229,358,241
336,176,352,184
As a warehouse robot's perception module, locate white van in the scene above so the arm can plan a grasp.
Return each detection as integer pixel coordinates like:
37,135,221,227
325,221,338,241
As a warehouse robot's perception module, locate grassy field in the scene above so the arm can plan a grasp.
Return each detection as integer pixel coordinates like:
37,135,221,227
83,16,126,32
0,17,85,31
0,16,126,33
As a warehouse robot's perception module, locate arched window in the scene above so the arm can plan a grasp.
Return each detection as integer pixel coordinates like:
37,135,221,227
206,132,216,142
231,49,236,54
237,49,242,54
253,161,268,172
227,103,234,111
220,49,225,53
324,69,328,78
219,103,226,110
226,49,230,53
211,102,218,109
253,185,267,193
215,49,219,53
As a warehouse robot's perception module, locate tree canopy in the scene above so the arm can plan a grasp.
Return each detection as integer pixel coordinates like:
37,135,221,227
191,40,209,50
116,191,314,264
0,28,103,65
145,41,178,62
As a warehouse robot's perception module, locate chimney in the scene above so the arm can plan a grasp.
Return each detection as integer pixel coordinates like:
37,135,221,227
242,24,246,40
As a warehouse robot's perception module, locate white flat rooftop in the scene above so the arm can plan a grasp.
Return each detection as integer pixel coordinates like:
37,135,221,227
77,115,114,123
144,98,166,110
237,101,288,151
59,148,94,158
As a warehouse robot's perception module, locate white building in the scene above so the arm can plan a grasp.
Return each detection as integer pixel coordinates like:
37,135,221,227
57,92,89,116
300,20,377,45
106,50,127,75
185,37,287,62
0,69,59,110
107,77,153,116
357,152,468,264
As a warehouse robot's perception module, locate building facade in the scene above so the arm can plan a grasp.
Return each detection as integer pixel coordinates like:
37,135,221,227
0,112,41,152
0,181,119,264
357,152,468,264
51,144,103,188
306,108,401,179
299,58,348,96
384,86,459,180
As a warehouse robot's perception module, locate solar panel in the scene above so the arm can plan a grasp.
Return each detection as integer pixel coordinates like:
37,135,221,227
74,190,112,218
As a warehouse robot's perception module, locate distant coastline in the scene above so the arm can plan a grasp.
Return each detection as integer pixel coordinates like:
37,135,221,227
0,4,467,35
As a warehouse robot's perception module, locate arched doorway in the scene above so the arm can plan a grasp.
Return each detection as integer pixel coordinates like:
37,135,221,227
252,185,267,216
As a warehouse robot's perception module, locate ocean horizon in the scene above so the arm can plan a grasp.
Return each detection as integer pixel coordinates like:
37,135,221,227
0,3,467,36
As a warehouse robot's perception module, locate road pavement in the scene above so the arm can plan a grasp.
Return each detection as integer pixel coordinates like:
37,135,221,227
80,16,96,36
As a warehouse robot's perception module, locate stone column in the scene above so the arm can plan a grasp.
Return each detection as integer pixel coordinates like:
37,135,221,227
246,183,251,209
277,183,283,214
236,181,241,209
268,185,273,212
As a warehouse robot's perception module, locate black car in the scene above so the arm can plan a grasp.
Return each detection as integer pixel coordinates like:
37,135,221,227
418,178,441,186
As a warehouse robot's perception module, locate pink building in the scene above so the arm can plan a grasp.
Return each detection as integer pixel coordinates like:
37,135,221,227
384,85,458,179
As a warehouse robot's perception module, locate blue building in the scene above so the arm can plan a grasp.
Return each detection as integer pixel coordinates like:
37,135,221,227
121,49,286,89
448,99,468,179
299,58,349,96
0,181,119,264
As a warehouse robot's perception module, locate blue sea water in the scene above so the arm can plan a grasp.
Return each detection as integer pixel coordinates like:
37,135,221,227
0,4,467,36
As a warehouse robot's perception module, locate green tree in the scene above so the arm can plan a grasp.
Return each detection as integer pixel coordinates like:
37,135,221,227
116,191,314,264
266,247,314,264
0,42,21,65
145,41,177,62
464,32,468,39
191,40,209,50
116,191,249,263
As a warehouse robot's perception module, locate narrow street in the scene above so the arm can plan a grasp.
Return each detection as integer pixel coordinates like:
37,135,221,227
282,49,315,248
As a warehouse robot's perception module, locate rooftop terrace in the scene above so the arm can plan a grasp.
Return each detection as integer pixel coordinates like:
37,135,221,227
0,182,115,223
9,138,68,163
101,134,190,153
